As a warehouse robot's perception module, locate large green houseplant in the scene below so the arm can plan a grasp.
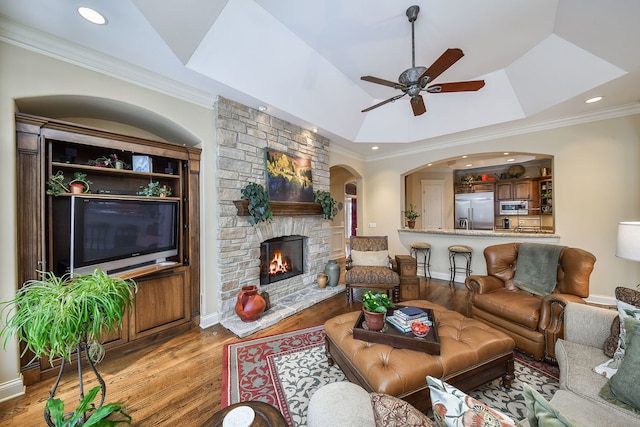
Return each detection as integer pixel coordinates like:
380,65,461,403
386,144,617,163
0,269,137,426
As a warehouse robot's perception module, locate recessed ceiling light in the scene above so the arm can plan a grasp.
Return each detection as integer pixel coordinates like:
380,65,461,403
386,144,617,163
371,146,379,150
462,155,468,159
503,152,510,155
586,96,603,104
78,7,107,25
312,128,318,133
507,158,515,162
465,163,473,167
258,105,267,112
427,163,432,167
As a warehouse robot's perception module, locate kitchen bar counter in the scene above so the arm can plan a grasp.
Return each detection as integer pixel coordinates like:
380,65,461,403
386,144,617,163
397,228,560,282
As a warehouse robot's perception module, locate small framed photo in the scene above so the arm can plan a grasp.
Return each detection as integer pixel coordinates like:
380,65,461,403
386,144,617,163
132,155,152,173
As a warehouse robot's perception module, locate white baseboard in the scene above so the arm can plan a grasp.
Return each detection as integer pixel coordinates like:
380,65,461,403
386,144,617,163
0,378,24,402
585,294,616,307
199,311,219,329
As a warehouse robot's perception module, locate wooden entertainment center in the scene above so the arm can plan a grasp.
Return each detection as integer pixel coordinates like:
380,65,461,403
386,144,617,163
15,113,201,385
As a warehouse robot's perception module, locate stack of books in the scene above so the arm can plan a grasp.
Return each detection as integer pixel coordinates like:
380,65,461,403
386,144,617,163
387,306,432,333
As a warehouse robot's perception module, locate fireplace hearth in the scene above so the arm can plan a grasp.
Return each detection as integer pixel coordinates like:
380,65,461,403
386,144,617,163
260,235,304,285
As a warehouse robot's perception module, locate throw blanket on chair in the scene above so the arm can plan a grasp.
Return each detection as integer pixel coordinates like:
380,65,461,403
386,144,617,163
513,243,566,296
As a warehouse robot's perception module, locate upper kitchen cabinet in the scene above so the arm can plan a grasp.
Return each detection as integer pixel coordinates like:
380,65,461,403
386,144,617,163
495,179,538,201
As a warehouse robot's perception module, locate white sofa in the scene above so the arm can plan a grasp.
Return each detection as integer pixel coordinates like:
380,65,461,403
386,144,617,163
521,302,640,425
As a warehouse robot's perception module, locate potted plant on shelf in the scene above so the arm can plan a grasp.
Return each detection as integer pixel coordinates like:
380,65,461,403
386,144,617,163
46,171,93,196
139,181,172,197
241,182,272,225
314,190,336,220
0,269,137,426
403,204,420,229
361,290,394,332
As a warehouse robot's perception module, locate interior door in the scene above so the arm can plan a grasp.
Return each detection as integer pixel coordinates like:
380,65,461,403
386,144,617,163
421,180,444,229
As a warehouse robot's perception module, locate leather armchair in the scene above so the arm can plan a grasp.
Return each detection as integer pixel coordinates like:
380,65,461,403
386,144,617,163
465,242,596,362
344,236,400,304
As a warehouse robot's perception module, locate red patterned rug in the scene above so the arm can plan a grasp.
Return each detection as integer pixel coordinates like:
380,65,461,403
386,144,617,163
222,325,559,427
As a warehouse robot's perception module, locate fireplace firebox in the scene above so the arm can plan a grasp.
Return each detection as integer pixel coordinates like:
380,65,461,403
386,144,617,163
260,235,304,285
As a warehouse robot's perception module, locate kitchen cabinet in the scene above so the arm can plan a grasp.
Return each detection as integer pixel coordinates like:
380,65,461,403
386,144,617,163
495,179,537,201
539,178,553,214
472,182,495,193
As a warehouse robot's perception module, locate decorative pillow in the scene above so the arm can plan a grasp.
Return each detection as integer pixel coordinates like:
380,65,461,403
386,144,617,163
603,287,640,358
523,384,576,427
604,318,640,411
594,299,640,377
370,392,434,427
426,376,520,427
350,250,389,267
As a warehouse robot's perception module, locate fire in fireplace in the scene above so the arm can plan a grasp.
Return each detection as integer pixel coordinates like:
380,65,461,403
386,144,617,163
260,235,304,285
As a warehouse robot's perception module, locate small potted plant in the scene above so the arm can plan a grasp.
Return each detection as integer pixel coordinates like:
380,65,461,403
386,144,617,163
361,290,394,331
403,204,420,229
46,171,93,196
139,181,172,197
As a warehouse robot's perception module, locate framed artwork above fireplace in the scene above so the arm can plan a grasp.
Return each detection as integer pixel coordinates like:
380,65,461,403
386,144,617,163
265,148,314,202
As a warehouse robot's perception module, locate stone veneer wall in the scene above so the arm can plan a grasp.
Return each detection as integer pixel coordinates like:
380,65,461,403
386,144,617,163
214,97,332,321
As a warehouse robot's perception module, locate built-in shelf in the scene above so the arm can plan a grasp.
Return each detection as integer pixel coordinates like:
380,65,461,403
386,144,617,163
234,200,323,216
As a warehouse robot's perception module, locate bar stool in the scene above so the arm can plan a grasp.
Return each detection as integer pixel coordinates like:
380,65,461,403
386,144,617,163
448,245,473,286
410,242,431,279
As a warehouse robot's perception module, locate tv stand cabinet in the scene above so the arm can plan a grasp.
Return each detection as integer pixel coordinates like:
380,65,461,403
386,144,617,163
15,113,201,385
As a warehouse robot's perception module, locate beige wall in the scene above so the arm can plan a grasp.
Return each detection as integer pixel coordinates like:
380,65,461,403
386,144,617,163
357,115,640,302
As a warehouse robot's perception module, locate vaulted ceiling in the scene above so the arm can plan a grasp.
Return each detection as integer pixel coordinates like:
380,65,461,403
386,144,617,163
2,0,640,158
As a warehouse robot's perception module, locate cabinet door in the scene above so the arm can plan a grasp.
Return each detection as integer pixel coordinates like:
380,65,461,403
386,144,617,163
130,268,190,339
473,183,495,193
513,181,532,200
496,183,512,200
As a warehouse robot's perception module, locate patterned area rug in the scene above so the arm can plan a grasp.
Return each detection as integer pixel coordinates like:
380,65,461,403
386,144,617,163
222,325,559,426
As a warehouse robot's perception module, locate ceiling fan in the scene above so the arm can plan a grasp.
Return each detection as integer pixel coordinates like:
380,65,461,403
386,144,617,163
361,5,485,116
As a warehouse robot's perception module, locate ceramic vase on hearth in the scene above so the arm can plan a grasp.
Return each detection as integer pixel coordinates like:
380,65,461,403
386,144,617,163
324,259,340,287
235,285,266,322
363,309,386,332
317,273,328,289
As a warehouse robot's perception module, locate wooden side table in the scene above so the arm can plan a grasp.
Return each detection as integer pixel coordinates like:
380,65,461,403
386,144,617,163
202,401,287,427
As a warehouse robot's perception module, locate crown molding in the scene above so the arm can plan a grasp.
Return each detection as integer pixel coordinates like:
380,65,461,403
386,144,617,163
365,103,640,162
0,16,215,109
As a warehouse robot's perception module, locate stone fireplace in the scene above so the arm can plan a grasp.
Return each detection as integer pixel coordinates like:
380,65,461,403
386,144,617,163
214,97,343,337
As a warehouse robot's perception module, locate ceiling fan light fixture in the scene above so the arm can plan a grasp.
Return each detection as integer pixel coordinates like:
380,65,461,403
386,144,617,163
78,7,107,25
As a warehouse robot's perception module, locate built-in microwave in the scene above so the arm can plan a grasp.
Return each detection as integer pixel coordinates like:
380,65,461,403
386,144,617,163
499,200,528,215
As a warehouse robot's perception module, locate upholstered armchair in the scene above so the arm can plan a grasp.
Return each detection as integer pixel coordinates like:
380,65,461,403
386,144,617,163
465,242,596,362
344,236,400,304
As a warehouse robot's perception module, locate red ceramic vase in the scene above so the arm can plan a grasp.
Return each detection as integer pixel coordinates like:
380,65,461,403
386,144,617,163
363,308,386,331
235,285,266,322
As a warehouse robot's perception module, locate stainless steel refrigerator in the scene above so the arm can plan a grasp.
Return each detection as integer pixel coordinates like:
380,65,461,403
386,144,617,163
455,193,495,230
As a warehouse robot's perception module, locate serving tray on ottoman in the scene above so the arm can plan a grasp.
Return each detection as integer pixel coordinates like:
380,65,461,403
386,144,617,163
323,300,516,413
352,307,440,354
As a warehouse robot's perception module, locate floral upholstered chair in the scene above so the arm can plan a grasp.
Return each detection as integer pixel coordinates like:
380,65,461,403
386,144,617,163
344,236,400,304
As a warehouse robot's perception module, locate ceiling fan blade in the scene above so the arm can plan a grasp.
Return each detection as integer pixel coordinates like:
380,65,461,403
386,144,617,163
418,48,464,86
410,95,426,116
361,76,406,90
426,80,485,93
361,93,406,113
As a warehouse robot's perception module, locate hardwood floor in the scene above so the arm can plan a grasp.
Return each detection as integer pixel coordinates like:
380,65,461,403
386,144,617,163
0,278,469,426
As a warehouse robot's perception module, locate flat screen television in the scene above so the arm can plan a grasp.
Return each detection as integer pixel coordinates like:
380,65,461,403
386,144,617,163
54,196,180,275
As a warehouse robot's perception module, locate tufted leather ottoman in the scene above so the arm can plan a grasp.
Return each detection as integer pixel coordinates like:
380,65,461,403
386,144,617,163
324,300,515,412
